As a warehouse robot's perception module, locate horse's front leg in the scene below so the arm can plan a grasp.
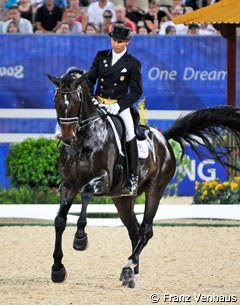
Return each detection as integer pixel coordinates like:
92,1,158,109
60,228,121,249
74,170,110,250
80,170,111,195
73,192,93,251
51,182,77,283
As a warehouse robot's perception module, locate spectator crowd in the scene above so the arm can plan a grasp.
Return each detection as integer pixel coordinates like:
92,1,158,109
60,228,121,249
0,0,220,35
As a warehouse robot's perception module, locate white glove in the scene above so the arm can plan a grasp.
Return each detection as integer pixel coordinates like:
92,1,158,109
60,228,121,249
98,103,108,109
106,103,120,115
92,97,99,105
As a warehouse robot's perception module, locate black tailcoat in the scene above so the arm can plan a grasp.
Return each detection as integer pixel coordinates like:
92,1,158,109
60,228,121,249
87,49,143,111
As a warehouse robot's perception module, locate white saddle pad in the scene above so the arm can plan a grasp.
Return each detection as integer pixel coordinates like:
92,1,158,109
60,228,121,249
137,139,149,159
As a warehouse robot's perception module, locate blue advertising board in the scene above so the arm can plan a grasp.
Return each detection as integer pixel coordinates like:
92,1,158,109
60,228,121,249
0,34,238,193
0,144,10,188
0,35,234,110
173,148,226,196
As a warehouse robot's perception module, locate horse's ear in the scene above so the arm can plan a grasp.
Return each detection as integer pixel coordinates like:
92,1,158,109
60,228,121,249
45,73,60,86
73,72,88,87
80,72,88,81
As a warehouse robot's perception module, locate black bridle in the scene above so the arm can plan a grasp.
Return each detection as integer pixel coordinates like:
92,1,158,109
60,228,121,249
55,87,82,126
55,85,103,131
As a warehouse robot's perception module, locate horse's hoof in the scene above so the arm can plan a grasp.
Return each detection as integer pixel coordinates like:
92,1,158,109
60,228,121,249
73,235,88,251
119,267,136,288
51,266,67,283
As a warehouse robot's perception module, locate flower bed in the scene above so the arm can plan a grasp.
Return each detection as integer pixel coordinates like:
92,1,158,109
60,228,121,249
193,177,240,204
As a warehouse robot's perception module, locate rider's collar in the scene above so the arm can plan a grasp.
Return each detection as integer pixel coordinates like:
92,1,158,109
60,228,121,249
112,48,127,65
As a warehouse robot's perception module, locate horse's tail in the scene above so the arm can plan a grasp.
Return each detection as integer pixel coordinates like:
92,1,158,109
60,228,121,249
163,106,240,170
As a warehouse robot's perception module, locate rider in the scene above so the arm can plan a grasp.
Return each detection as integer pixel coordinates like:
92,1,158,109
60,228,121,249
87,24,143,196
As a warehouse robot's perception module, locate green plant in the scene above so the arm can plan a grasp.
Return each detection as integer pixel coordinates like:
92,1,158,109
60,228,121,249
6,137,61,188
0,186,145,204
165,139,191,196
193,177,240,204
0,186,59,204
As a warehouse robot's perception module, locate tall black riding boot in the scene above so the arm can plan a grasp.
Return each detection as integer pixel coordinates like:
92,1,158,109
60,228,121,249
121,137,139,196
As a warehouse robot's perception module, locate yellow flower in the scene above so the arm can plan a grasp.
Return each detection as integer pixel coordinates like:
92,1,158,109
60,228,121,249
195,181,200,190
215,184,223,191
138,98,147,126
230,182,238,190
232,177,240,189
195,177,240,205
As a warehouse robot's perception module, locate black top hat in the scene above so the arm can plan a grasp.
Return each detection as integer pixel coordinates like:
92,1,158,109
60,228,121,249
108,25,131,40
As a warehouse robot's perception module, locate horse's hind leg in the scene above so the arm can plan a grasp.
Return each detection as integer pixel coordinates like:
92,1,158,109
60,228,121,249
124,186,165,285
117,185,166,288
52,183,77,283
113,197,140,288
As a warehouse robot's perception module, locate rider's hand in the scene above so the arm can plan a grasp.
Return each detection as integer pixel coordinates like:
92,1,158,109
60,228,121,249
106,103,120,115
98,103,107,109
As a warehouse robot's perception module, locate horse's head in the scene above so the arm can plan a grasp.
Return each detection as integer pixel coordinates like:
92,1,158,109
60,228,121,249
46,70,89,145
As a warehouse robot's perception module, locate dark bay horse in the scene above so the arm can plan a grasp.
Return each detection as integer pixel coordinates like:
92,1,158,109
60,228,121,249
46,70,240,288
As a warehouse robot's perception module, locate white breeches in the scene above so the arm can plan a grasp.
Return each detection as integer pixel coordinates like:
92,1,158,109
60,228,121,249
119,108,135,142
